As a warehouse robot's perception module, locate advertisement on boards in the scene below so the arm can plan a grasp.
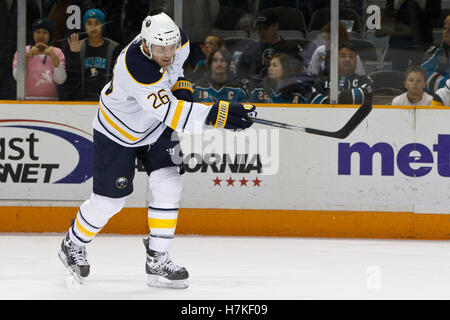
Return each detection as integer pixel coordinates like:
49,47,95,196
2,103,450,214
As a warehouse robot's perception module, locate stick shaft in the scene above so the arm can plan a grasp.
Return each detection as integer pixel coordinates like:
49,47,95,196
248,102,372,139
247,117,306,132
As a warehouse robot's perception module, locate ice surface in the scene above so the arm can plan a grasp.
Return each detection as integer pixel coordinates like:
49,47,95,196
0,234,449,300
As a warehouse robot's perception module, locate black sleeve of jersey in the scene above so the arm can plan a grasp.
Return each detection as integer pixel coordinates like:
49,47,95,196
339,75,373,104
278,73,319,99
338,91,354,104
309,75,373,104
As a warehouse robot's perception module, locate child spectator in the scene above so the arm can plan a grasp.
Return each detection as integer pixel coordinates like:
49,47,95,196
61,9,121,101
12,18,67,101
194,47,248,103
391,66,432,106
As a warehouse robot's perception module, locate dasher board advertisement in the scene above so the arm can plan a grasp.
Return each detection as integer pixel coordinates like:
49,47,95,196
1,102,450,214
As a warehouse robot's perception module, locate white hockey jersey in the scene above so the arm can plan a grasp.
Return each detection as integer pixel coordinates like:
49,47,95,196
93,29,211,147
432,79,450,107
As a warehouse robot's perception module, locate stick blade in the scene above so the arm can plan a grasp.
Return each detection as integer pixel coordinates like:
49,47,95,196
305,102,372,139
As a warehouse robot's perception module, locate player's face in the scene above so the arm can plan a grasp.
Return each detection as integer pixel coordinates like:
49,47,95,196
338,48,356,76
443,20,450,46
404,72,426,94
85,18,103,37
151,44,177,67
210,51,228,75
33,29,50,45
268,57,283,81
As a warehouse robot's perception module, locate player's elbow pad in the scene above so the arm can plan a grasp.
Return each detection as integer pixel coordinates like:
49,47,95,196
172,78,193,102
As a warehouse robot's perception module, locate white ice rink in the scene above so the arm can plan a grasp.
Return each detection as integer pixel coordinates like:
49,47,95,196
1,233,450,300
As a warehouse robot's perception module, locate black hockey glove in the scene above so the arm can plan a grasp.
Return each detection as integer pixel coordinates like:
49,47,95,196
206,101,256,130
171,77,194,102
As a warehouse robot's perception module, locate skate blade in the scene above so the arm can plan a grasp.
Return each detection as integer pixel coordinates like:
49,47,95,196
146,274,189,289
58,250,84,285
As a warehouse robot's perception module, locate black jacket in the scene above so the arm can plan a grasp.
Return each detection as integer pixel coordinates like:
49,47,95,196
386,0,441,48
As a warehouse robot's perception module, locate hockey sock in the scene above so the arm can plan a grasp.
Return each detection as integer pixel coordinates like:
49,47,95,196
68,193,127,246
147,205,178,252
147,167,182,252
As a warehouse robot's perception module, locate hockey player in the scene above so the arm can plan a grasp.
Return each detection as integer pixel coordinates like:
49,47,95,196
431,79,450,106
58,11,256,288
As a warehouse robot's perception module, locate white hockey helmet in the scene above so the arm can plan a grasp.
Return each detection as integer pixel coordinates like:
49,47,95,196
141,12,181,57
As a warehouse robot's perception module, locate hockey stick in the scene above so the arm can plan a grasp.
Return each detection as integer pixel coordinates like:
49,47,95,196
247,101,372,139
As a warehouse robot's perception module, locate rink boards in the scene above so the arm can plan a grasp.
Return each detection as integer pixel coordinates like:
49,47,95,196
1,101,450,239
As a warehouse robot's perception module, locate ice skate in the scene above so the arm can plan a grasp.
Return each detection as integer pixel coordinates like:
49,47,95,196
143,238,189,289
58,233,90,284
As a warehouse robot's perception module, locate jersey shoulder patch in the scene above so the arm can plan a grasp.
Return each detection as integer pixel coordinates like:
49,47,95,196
125,40,164,85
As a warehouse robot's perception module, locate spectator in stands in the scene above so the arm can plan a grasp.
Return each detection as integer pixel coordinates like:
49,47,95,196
150,0,220,70
0,0,41,100
422,15,450,95
385,0,441,72
249,53,317,103
391,66,432,106
236,11,301,83
12,18,67,101
188,35,225,82
194,47,248,103
43,0,93,49
311,43,373,104
61,8,121,101
309,22,366,77
431,79,450,106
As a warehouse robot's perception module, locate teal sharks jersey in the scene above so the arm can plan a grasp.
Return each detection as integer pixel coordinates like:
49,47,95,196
249,87,309,104
194,79,248,103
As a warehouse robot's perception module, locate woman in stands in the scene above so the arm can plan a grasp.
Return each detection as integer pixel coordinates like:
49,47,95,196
12,18,67,100
249,53,317,104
